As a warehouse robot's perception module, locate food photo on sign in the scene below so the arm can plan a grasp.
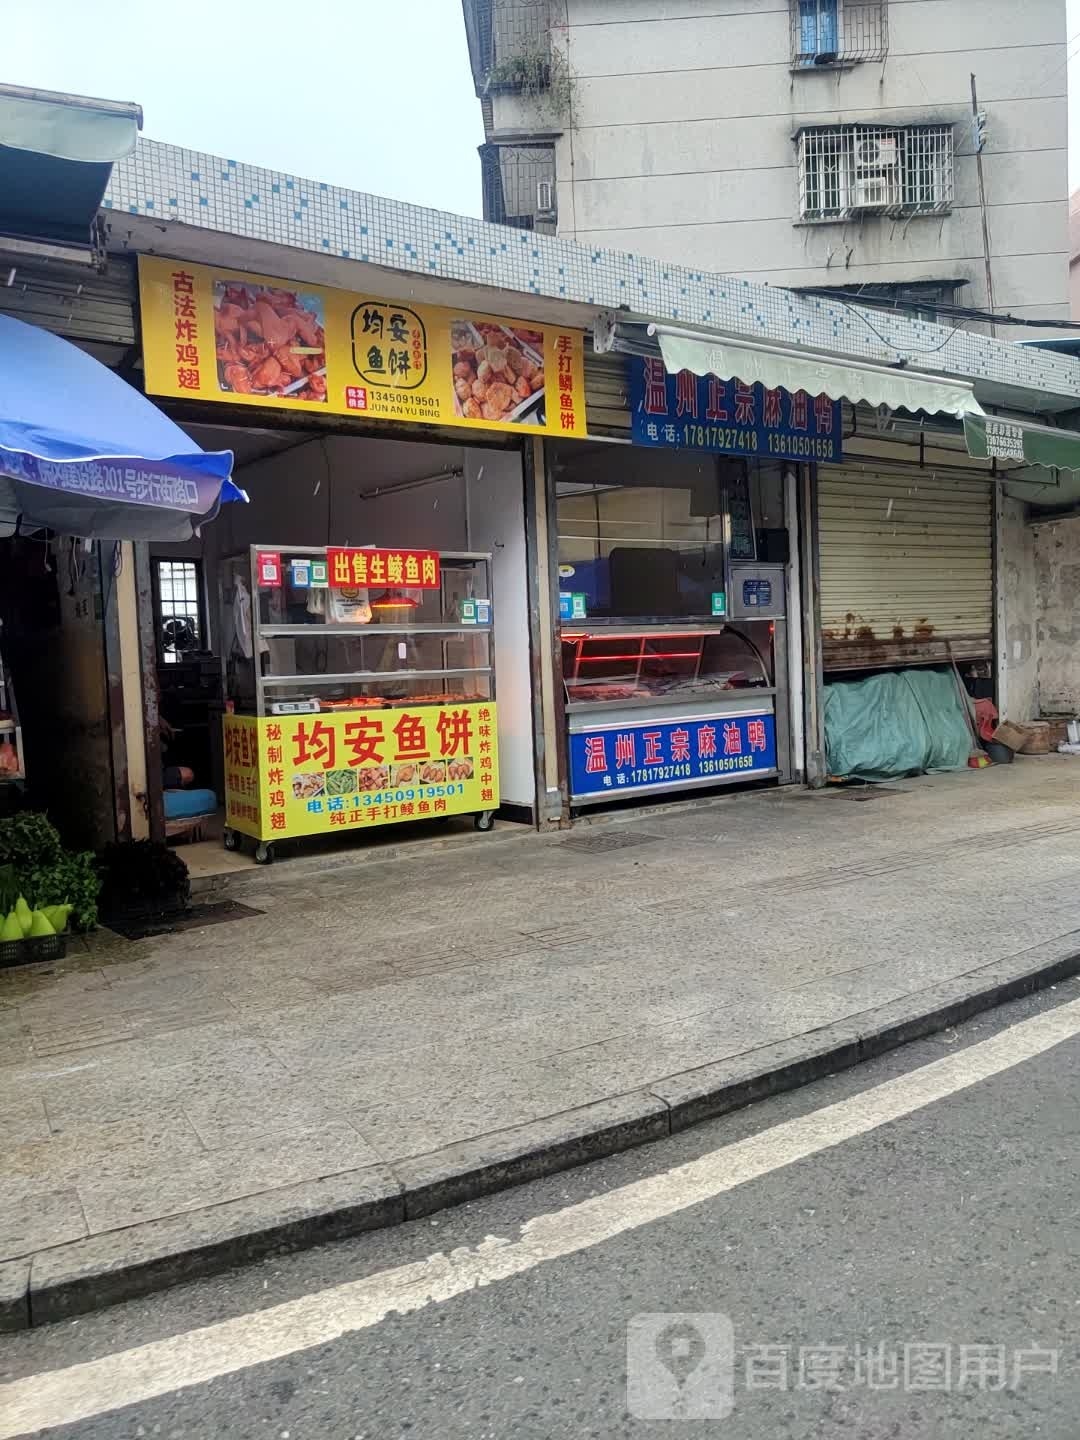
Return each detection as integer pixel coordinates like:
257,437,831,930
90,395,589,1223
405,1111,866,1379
214,280,328,402
450,319,546,425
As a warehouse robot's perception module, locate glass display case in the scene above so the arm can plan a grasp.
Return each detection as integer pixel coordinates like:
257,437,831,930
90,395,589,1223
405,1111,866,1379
561,588,789,808
562,626,772,709
222,548,494,716
221,547,499,861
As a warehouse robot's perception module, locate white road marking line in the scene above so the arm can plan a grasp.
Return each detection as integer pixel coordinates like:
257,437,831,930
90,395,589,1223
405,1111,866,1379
4,994,1080,1437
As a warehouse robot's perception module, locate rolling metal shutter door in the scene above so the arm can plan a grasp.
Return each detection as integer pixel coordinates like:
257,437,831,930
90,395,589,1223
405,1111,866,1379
584,346,631,437
819,468,993,672
0,256,136,346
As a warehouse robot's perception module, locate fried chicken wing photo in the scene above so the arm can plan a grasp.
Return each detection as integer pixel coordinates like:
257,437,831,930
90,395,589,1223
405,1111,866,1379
214,282,328,402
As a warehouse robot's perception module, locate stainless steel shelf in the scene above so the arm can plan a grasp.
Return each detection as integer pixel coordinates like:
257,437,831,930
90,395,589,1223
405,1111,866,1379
260,624,492,638
259,666,494,689
239,545,496,722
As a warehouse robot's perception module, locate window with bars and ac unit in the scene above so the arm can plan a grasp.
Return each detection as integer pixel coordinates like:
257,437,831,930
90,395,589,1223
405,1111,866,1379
792,0,887,66
797,125,954,220
480,142,557,232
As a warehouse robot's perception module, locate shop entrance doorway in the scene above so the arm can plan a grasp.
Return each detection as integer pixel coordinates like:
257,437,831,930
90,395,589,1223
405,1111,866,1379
148,423,535,873
547,441,793,810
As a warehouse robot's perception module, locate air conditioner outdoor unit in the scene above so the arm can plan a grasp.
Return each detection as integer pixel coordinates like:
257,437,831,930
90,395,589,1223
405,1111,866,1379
855,136,899,168
854,174,892,208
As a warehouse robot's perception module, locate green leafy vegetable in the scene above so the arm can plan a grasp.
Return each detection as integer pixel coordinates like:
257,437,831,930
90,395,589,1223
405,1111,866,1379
27,852,100,933
0,813,63,872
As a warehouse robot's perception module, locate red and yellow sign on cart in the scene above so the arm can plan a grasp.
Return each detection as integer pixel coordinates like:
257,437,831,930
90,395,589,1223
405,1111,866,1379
326,548,439,589
138,256,588,440
224,703,499,841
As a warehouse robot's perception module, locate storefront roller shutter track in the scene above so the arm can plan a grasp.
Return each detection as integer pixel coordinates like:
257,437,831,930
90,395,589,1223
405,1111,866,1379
818,468,992,672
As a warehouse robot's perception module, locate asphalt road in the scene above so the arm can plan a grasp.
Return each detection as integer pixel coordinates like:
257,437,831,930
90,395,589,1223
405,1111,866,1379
6,977,1080,1439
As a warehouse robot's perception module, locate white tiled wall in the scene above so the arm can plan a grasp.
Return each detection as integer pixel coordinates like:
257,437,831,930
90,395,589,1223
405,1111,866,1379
104,137,1080,403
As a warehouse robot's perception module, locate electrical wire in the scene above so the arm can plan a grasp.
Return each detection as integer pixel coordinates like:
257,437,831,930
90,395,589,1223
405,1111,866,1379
802,287,1080,335
820,297,967,356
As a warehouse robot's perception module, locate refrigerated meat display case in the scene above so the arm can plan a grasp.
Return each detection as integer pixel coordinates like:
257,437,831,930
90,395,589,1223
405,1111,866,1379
563,565,790,806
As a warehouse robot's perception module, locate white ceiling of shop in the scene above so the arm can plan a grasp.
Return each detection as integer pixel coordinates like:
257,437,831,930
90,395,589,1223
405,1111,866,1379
181,422,468,494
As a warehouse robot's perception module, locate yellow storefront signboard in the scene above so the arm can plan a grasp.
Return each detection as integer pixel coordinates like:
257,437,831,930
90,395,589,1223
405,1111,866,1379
139,256,587,439
224,702,499,841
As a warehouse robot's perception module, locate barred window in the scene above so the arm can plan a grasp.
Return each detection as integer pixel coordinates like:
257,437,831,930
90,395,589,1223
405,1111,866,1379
798,125,953,220
466,0,555,93
792,0,888,65
154,560,205,663
480,143,557,232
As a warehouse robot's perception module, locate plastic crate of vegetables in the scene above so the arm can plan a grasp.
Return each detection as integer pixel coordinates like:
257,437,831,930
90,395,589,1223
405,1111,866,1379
0,897,71,967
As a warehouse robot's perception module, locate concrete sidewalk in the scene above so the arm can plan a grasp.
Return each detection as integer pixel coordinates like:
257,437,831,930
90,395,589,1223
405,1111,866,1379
5,758,1080,1327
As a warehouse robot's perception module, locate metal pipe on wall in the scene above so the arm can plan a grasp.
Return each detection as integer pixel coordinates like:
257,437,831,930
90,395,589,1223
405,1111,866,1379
783,463,806,784
800,464,826,787
357,468,465,501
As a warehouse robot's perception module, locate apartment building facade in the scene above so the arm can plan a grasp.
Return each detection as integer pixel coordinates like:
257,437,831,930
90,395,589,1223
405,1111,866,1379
462,0,1069,330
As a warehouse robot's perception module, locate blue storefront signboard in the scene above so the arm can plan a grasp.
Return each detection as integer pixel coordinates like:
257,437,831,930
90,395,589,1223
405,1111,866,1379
629,358,843,463
570,712,777,798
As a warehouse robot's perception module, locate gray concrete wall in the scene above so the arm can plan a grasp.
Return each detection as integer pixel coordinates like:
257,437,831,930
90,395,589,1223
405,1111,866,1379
526,0,1070,328
997,493,1038,723
1034,518,1080,717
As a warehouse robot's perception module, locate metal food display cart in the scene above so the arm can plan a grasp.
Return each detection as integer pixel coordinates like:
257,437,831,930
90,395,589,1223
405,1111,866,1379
221,545,498,862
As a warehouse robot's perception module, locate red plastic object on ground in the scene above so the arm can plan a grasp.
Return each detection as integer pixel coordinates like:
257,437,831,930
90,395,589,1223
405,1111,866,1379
974,698,999,743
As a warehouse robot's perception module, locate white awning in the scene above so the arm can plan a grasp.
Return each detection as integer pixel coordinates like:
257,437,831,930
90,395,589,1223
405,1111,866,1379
652,327,985,420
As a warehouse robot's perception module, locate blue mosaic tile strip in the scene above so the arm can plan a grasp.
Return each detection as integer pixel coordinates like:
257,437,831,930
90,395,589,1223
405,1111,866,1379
105,138,1080,402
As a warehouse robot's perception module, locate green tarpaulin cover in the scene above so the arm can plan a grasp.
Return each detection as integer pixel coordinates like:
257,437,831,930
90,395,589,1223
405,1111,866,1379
824,668,971,781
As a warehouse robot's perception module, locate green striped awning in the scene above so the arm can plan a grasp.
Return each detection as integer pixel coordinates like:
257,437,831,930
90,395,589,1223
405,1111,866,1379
964,414,1080,471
